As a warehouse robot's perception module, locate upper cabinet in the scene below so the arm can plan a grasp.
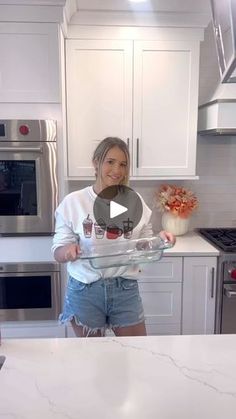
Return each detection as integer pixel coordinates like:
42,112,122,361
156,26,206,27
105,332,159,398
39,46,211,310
66,34,201,179
133,40,199,177
66,39,133,177
0,23,60,103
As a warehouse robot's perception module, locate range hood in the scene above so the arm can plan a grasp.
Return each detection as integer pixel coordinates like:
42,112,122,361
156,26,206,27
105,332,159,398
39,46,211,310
198,99,236,135
198,1,236,135
211,0,236,84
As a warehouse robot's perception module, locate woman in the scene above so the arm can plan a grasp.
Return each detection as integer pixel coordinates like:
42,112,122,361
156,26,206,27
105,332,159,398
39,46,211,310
52,137,175,337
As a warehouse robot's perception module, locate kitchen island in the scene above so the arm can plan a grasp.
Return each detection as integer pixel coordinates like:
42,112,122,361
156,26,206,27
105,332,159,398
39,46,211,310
0,334,236,418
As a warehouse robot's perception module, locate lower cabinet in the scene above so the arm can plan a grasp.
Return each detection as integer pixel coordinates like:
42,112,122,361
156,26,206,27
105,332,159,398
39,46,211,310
138,257,183,336
182,256,217,334
1,321,66,339
0,256,218,339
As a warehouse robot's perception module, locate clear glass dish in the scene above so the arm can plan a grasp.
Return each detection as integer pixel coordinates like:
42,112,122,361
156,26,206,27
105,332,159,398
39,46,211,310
80,236,173,269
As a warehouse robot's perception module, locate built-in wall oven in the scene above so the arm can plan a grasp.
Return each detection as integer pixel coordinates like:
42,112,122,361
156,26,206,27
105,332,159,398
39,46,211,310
0,263,61,321
0,119,58,235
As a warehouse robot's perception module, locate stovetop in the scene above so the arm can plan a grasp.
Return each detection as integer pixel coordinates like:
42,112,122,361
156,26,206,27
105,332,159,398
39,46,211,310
198,228,236,252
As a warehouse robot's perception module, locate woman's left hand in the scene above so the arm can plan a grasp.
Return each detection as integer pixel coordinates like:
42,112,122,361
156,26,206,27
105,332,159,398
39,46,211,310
159,230,176,246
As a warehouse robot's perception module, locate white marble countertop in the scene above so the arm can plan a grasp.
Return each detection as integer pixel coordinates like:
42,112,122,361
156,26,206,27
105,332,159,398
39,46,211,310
1,334,236,419
0,231,219,263
164,231,219,256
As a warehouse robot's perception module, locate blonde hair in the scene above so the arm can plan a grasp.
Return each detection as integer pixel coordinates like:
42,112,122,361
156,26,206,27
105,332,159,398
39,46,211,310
92,137,130,186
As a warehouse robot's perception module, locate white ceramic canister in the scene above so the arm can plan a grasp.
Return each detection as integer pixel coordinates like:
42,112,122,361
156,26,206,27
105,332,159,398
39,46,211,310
161,212,190,236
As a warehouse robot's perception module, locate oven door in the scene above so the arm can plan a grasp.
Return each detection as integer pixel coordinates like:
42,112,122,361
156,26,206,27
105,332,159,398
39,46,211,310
0,141,57,235
221,283,236,333
0,263,61,321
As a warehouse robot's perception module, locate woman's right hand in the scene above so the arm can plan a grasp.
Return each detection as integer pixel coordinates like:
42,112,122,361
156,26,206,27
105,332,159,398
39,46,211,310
64,243,81,262
54,243,81,263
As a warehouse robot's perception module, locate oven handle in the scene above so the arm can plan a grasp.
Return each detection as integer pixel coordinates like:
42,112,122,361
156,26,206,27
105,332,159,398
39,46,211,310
224,284,236,298
0,146,43,153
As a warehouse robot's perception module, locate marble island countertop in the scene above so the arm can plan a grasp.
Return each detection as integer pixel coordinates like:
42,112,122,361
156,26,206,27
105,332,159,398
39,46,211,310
0,334,236,419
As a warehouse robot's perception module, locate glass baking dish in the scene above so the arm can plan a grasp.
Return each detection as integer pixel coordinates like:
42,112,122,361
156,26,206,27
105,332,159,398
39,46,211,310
80,235,173,269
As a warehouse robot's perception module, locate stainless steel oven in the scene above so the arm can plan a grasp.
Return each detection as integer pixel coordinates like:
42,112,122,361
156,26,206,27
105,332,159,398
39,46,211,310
0,119,58,235
0,263,61,321
198,228,236,334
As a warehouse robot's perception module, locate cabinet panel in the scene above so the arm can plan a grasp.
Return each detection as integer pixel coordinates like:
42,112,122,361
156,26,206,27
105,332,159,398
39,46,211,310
182,257,217,334
139,282,182,325
133,40,199,176
139,257,182,282
138,257,182,335
66,39,133,177
0,23,60,103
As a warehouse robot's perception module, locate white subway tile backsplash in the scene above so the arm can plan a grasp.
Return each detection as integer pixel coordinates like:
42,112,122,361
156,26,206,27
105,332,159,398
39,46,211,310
67,135,236,230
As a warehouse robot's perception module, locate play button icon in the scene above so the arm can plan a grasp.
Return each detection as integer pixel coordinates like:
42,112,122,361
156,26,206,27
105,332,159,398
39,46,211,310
110,201,127,219
93,185,143,239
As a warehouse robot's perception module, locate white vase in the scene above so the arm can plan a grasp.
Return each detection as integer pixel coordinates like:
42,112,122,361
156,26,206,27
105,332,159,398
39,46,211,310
161,212,190,236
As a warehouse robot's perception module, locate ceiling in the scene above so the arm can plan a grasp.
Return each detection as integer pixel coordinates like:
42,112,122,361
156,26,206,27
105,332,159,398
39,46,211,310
75,0,211,14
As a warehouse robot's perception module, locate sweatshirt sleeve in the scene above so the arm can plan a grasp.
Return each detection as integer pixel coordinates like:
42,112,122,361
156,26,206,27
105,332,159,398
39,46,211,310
51,204,78,254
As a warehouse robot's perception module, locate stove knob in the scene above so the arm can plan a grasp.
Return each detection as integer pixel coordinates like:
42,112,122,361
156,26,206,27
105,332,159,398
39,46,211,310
229,268,236,280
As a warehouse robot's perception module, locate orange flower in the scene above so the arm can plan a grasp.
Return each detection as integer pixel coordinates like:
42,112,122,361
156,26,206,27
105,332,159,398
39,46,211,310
154,184,199,219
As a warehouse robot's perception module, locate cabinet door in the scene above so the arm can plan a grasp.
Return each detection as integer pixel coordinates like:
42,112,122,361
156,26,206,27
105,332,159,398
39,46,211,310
182,257,217,334
133,40,199,177
138,257,182,335
0,23,60,103
66,39,133,177
138,281,182,327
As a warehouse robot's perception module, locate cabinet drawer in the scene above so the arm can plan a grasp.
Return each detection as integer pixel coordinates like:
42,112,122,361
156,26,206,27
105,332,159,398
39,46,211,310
1,322,65,339
139,257,182,282
139,282,182,324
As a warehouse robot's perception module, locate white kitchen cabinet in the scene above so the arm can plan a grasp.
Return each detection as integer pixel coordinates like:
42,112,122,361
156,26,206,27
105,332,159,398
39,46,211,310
133,40,199,177
182,256,217,335
0,321,66,339
138,257,182,335
66,39,133,177
0,23,60,103
66,37,200,179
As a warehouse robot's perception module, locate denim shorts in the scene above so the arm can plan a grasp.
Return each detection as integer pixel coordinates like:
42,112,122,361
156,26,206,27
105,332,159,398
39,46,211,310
59,276,145,334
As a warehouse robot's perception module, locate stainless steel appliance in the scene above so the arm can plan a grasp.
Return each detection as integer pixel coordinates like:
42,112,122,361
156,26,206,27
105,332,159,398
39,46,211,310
0,263,61,321
198,228,236,334
0,119,58,235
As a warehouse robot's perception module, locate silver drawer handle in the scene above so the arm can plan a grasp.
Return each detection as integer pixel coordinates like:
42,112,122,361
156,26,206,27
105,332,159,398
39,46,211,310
224,288,236,298
0,146,42,152
136,138,139,168
211,267,215,298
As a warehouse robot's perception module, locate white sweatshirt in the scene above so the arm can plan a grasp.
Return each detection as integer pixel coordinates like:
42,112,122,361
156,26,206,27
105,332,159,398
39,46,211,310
52,186,152,283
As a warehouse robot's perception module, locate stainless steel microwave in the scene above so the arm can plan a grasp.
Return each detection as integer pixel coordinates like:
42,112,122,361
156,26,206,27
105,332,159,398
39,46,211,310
0,120,58,236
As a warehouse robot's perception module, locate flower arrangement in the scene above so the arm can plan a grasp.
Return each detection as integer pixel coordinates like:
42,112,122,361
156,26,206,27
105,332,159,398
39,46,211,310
154,184,199,219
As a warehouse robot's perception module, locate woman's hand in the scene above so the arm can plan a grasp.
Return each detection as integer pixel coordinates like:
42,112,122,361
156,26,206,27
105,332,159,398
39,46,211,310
159,230,176,246
54,243,81,263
